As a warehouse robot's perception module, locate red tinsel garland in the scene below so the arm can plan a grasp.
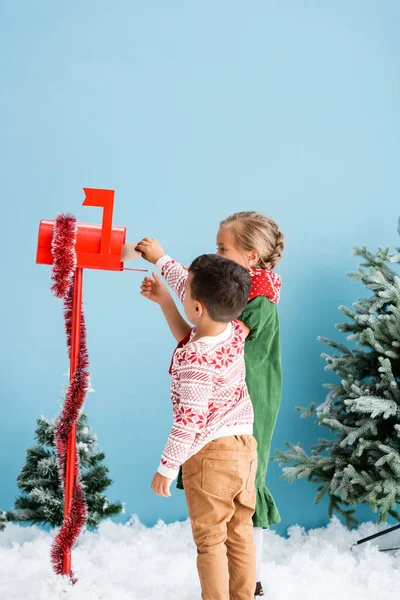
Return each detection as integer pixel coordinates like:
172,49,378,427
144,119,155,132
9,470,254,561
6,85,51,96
49,214,89,579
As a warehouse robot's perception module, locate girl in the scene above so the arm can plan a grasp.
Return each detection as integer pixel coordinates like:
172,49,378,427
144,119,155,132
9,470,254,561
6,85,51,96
137,212,284,598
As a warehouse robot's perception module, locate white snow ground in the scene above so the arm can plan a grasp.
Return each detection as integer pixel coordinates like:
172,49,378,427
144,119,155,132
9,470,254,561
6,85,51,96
1,516,399,600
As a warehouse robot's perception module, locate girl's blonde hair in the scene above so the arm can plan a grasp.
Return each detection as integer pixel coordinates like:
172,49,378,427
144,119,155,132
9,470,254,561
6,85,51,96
220,211,284,270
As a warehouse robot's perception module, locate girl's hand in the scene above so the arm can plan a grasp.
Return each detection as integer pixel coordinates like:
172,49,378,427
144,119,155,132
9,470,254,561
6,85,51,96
136,238,165,264
141,272,170,305
237,320,250,339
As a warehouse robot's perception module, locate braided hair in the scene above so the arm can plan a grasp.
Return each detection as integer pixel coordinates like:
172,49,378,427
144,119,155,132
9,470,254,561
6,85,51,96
220,211,284,270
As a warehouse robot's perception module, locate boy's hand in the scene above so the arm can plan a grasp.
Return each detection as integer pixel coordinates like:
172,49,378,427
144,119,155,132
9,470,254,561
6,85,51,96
151,472,172,497
136,238,165,264
141,273,171,305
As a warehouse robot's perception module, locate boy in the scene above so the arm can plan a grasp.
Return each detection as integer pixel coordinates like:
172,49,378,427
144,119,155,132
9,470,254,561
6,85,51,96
138,239,258,600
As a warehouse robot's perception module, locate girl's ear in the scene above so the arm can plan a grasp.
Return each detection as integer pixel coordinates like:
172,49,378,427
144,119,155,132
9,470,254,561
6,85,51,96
248,250,260,268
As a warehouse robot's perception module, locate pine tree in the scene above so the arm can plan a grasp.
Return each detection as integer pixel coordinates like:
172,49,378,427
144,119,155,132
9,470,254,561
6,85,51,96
8,414,122,528
275,219,400,528
0,509,6,532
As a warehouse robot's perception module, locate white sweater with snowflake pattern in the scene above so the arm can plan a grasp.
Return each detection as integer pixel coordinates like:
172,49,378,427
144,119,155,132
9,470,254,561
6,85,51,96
157,256,254,480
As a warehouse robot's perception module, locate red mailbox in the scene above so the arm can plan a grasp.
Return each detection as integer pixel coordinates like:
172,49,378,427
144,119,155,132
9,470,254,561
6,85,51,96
36,188,126,270
36,188,144,579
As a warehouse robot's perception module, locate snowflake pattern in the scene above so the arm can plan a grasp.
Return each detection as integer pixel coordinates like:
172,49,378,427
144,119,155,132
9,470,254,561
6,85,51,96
175,405,205,428
215,345,237,368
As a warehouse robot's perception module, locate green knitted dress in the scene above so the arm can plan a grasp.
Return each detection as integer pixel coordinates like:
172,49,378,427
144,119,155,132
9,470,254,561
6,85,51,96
240,296,282,527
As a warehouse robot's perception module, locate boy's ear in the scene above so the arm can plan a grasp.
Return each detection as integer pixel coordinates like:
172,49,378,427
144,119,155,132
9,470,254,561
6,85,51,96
195,301,205,317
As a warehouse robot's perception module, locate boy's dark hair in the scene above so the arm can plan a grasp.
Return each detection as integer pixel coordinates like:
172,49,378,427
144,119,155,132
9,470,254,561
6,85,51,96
188,254,251,323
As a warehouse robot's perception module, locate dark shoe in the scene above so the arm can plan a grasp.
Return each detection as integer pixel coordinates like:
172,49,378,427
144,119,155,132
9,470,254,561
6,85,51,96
255,581,264,596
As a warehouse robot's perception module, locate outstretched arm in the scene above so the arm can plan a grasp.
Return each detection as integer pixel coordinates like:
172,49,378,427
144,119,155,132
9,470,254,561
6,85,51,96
156,256,188,303
141,273,191,342
160,296,191,342
135,238,188,303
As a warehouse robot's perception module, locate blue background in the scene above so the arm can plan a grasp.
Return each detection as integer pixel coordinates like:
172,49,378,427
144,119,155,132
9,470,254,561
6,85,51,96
1,1,399,535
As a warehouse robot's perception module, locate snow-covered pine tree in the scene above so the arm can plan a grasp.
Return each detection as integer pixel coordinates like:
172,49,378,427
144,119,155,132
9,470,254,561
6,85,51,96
8,413,122,528
275,219,400,527
0,509,6,531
